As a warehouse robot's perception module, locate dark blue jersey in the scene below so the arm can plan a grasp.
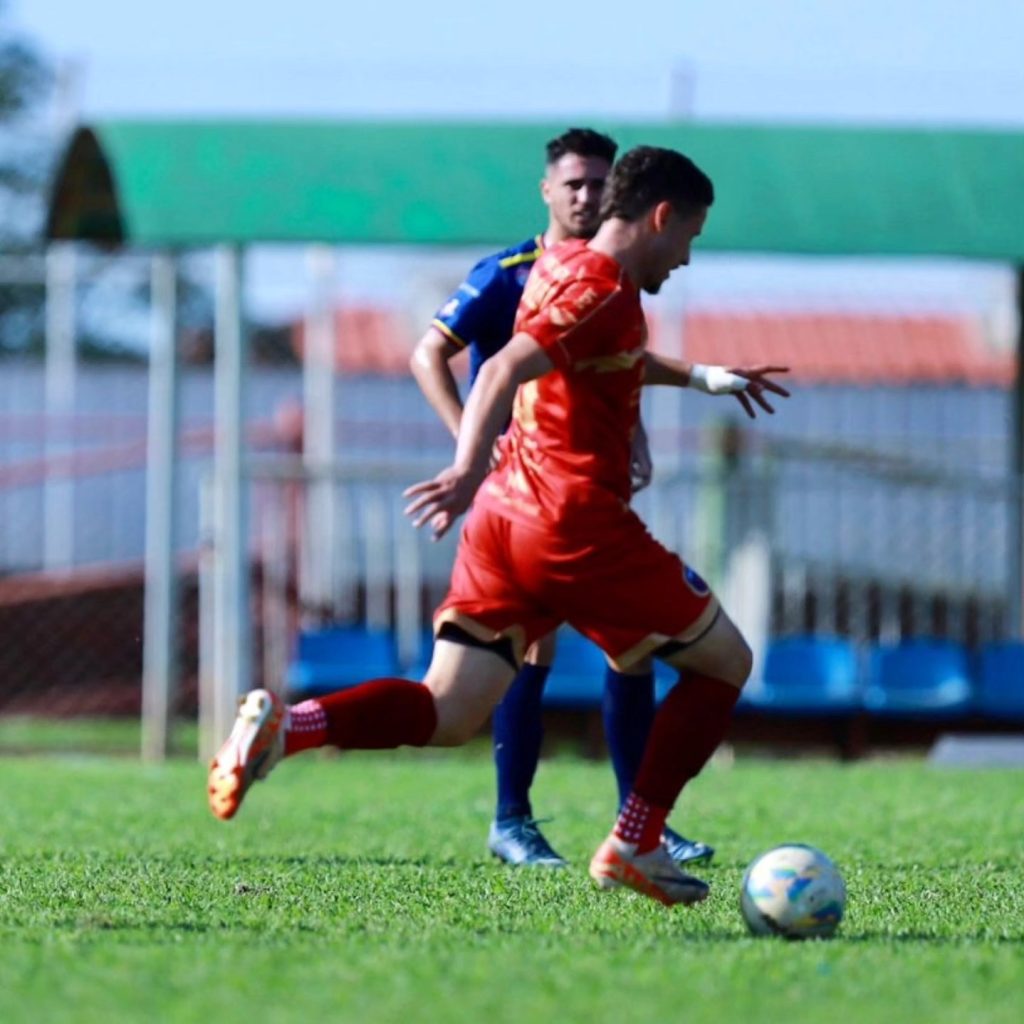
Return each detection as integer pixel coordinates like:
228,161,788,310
431,234,544,388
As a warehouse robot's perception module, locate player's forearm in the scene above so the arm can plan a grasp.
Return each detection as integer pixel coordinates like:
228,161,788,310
410,344,463,439
451,359,519,482
643,352,748,395
643,351,695,387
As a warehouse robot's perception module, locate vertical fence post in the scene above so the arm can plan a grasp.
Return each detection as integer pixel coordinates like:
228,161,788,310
141,251,181,761
44,242,76,571
197,474,217,760
209,244,251,758
259,476,290,697
302,245,338,623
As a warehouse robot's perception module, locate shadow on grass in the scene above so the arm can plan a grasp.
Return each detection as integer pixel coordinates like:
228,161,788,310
24,924,1024,947
834,930,1024,946
212,853,471,870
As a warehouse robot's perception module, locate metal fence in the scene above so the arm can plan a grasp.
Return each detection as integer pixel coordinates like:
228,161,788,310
0,363,1017,726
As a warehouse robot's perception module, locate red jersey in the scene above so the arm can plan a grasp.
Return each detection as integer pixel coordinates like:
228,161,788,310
475,239,645,533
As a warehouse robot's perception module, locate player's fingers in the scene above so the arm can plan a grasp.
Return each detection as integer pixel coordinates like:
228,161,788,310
732,365,790,384
735,391,756,419
411,504,439,529
404,488,442,520
415,499,456,531
758,377,791,398
752,389,776,414
403,478,437,499
430,511,452,540
740,365,790,376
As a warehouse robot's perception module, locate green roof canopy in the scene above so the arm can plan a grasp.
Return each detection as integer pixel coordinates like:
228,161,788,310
46,119,1024,261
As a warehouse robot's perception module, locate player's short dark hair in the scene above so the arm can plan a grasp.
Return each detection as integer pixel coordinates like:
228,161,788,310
600,145,714,221
545,127,618,166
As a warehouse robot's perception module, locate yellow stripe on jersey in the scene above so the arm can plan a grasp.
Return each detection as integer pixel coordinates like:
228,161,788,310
431,319,468,349
573,347,645,373
498,237,544,270
498,249,542,270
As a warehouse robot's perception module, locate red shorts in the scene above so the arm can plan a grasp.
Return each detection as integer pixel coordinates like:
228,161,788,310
435,503,719,669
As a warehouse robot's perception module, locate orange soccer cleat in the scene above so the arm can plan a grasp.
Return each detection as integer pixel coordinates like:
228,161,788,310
207,689,285,820
588,833,710,907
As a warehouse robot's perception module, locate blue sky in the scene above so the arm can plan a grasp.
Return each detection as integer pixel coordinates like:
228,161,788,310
13,0,1024,125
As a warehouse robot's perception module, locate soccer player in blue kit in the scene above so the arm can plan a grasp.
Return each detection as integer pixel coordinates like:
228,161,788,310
410,128,713,869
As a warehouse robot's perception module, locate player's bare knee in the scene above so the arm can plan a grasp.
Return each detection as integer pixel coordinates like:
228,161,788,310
709,628,753,688
422,642,514,746
727,636,754,688
428,695,488,746
667,611,753,688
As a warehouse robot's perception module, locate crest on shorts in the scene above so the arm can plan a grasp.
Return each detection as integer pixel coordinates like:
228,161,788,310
684,566,710,596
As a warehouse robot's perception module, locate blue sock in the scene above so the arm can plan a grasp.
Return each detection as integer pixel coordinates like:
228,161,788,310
603,667,656,809
493,662,550,822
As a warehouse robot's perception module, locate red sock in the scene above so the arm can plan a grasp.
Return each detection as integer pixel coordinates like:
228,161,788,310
284,699,328,756
614,791,668,853
633,672,740,812
313,678,437,750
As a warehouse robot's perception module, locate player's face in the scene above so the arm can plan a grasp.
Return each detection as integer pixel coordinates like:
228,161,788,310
542,153,611,239
640,206,707,295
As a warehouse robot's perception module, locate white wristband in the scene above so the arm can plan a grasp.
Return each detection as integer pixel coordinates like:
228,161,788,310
688,363,747,395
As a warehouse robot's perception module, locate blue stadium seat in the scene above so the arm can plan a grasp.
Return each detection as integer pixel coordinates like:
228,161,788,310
543,627,608,708
864,638,973,717
741,635,860,714
287,625,400,698
978,642,1024,721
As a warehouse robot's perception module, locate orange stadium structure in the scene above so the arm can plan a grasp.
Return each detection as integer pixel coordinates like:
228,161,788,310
291,304,1013,387
677,311,1013,387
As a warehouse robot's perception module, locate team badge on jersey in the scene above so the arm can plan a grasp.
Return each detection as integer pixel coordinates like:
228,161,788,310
684,566,710,596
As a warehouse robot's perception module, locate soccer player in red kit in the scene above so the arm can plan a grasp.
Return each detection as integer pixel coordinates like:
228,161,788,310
411,127,711,869
208,145,789,907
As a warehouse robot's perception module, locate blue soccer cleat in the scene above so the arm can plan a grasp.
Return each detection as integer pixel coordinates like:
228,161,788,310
662,826,715,866
488,816,568,868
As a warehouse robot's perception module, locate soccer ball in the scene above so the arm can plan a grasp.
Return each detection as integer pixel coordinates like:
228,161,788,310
740,844,846,939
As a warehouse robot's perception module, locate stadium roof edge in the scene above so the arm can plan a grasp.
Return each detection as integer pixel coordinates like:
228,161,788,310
45,119,1024,261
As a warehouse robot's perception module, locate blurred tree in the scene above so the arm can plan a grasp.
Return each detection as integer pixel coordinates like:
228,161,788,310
0,0,51,353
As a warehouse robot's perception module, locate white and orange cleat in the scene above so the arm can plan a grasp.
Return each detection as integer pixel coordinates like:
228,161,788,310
207,688,285,820
589,833,710,907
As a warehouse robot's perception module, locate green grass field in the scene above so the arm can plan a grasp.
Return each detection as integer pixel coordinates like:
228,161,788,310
1,746,1022,1024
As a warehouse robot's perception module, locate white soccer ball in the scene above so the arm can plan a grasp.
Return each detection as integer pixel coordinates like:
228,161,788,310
740,844,846,939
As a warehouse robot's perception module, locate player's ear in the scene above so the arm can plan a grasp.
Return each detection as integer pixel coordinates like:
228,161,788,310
540,176,552,206
650,200,674,233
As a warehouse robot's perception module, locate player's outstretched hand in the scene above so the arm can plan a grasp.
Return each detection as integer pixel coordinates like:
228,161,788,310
728,365,791,419
403,466,479,541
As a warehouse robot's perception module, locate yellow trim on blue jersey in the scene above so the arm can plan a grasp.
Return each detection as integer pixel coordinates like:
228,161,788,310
498,235,544,270
432,319,468,349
